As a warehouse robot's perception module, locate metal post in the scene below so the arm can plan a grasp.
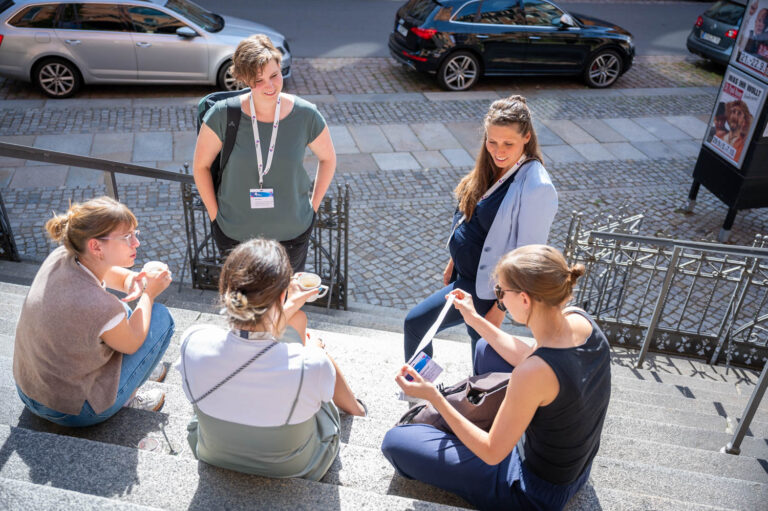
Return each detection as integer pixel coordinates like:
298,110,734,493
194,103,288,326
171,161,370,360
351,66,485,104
718,207,738,243
636,246,682,368
683,181,700,212
105,171,119,201
722,359,768,455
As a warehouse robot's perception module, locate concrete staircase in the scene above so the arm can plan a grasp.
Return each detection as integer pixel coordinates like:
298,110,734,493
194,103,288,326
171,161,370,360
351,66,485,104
0,259,767,510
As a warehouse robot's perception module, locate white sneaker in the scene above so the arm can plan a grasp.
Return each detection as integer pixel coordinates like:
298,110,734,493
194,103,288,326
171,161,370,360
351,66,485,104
124,389,165,412
149,363,167,383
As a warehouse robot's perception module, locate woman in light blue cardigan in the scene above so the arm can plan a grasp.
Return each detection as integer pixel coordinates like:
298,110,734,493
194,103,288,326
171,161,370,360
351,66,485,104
403,95,557,372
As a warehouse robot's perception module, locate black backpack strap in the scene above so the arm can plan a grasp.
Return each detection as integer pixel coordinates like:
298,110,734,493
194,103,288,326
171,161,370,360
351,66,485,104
216,96,241,188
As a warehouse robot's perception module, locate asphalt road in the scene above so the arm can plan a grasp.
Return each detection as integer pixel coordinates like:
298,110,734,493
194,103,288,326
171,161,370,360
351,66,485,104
194,0,713,58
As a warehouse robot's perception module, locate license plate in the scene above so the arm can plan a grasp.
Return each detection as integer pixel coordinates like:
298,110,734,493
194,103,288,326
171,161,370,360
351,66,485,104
700,31,721,45
397,24,409,37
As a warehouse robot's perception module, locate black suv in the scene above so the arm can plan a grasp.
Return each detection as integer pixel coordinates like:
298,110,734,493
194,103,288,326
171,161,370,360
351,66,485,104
389,0,635,90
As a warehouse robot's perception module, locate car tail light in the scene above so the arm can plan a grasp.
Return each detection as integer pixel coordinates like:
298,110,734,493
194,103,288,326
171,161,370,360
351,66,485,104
725,29,738,39
0,35,4,47
410,27,437,39
402,50,428,62
695,16,703,28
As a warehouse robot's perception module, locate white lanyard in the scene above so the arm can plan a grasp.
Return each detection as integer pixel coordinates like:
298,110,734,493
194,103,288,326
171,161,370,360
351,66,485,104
480,154,527,201
249,93,281,189
408,294,455,364
446,154,528,247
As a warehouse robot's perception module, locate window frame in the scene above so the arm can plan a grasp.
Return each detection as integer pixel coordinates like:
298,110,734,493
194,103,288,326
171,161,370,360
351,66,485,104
7,2,60,29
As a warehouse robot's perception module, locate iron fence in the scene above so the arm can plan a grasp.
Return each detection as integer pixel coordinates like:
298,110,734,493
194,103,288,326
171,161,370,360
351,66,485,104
565,212,768,370
180,165,350,310
0,190,20,262
0,142,350,310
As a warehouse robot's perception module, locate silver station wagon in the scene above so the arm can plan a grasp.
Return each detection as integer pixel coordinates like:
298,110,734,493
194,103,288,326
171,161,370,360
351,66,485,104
0,0,292,97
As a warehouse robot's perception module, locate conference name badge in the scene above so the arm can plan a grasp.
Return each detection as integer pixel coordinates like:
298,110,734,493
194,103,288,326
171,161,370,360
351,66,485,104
250,188,275,209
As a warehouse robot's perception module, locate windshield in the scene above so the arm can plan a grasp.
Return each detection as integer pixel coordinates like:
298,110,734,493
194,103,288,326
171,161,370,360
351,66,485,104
164,0,223,32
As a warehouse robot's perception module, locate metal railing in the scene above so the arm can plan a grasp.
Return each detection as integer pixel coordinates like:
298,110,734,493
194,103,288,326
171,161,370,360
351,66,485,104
0,142,350,309
564,211,768,457
566,229,768,370
179,163,350,310
0,190,19,262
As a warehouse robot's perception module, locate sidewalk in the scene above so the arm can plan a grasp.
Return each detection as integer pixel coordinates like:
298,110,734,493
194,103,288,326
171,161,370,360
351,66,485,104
1,58,766,309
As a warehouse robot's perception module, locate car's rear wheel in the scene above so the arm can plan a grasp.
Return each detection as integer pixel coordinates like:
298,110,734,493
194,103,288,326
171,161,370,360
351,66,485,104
34,58,81,98
217,61,241,91
584,49,622,88
437,51,480,91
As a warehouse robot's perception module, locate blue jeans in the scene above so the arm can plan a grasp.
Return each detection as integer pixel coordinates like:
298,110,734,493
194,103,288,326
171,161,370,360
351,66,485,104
17,303,174,427
381,340,590,511
403,277,495,373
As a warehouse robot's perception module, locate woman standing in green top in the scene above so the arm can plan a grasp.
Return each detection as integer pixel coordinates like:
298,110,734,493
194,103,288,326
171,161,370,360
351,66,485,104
193,34,337,271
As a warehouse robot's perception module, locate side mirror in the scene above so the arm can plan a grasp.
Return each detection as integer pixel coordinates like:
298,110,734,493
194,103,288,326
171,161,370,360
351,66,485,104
558,13,575,28
176,26,198,38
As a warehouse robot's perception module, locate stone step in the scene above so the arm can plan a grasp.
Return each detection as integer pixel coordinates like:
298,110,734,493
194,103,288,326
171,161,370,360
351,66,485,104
608,397,768,439
4,322,768,439
1,413,761,511
3,370,766,485
0,476,163,511
328,442,761,510
0,282,763,395
0,424,466,511
564,485,732,511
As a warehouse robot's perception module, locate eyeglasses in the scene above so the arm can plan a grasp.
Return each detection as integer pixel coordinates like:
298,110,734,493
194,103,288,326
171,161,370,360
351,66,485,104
98,230,140,245
494,283,518,301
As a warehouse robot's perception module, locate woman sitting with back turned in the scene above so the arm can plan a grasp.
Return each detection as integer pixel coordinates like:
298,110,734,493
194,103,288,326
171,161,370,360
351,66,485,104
383,245,611,510
177,238,365,480
13,197,175,427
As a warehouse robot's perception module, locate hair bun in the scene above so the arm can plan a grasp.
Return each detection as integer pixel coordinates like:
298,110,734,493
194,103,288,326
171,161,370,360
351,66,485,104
569,264,586,281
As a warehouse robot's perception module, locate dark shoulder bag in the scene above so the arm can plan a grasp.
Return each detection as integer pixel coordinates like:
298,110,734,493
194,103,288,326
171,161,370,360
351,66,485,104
396,372,511,435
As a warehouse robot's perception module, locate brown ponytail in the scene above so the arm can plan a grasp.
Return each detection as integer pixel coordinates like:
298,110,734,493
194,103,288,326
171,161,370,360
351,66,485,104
45,197,137,255
494,245,585,307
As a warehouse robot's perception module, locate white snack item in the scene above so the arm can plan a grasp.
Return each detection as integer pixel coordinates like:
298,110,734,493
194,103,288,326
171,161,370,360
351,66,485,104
142,261,168,275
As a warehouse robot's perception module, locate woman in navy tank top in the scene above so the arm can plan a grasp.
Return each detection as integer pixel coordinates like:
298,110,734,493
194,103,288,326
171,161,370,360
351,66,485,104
382,245,611,510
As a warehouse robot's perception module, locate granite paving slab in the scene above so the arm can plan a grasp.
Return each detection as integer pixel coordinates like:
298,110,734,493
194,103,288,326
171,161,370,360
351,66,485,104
348,125,392,153
571,143,617,162
133,132,173,162
637,117,692,141
543,120,599,145
603,118,659,142
664,115,709,139
380,125,426,152
327,126,359,154
573,119,628,143
411,123,461,151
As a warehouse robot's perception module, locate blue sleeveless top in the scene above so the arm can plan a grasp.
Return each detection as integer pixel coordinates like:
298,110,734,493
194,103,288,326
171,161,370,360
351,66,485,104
518,308,611,484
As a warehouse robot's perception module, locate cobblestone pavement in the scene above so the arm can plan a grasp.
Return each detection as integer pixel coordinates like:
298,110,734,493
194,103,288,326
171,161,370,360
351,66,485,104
3,156,766,310
2,57,765,311
0,55,723,100
0,91,716,135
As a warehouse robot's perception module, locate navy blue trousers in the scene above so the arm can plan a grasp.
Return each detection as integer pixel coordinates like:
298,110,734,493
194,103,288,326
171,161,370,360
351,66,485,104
403,277,495,373
382,340,591,511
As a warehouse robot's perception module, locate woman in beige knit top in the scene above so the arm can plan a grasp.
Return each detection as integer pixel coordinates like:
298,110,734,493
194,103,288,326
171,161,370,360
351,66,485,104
13,196,175,427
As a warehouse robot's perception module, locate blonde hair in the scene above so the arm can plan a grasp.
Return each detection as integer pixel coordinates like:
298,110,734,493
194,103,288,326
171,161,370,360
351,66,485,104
230,34,283,86
45,196,137,255
455,95,543,220
494,245,585,307
219,238,291,334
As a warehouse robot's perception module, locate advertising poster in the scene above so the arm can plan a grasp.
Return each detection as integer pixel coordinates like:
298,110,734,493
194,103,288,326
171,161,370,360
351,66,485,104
703,67,767,168
731,0,768,81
